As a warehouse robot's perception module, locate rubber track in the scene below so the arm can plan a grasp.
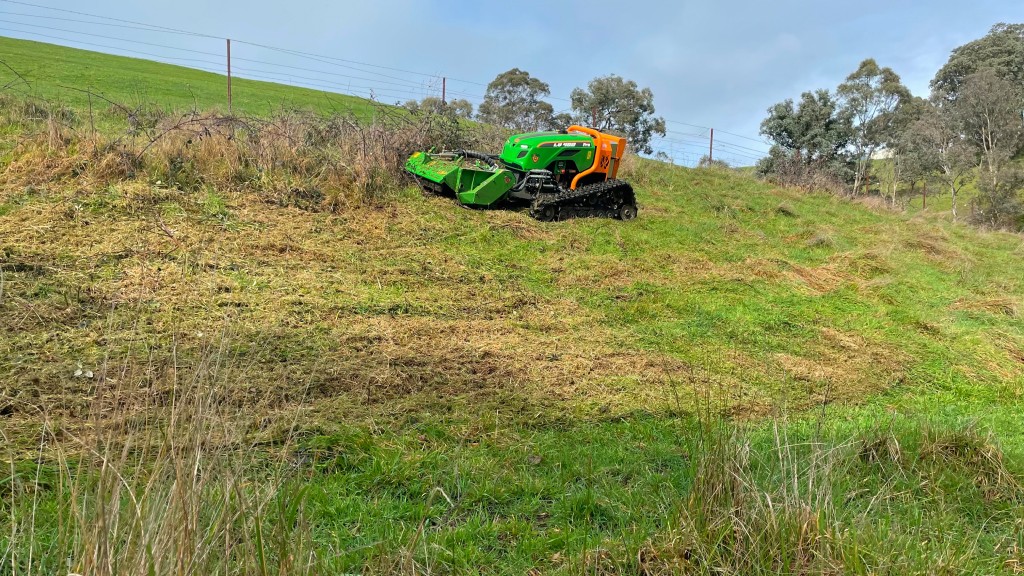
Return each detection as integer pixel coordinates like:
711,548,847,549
531,179,635,220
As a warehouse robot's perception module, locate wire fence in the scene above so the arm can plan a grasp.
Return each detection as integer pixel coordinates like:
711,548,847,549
0,0,773,167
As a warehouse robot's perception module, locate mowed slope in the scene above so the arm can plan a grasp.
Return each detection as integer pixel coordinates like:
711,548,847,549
3,155,1024,441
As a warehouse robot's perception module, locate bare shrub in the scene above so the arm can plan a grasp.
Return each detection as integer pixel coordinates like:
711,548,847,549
697,155,731,170
758,151,851,196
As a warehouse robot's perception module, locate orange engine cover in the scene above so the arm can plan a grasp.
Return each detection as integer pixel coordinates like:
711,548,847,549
567,125,627,189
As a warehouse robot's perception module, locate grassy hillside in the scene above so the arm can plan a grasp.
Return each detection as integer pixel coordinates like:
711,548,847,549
0,36,377,119
4,153,1024,431
3,39,1024,574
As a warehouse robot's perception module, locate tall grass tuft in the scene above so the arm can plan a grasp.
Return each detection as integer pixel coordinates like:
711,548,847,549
640,417,1024,575
1,330,316,576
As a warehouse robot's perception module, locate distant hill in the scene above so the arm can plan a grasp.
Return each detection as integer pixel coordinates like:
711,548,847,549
0,36,378,118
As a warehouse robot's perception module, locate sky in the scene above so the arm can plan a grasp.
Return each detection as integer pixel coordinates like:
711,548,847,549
0,0,1021,165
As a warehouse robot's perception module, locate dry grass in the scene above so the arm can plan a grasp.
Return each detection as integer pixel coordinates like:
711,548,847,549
640,423,860,575
953,296,1020,317
0,175,953,457
1,92,1018,457
852,194,893,212
3,177,912,449
1,102,506,212
2,102,1024,576
919,424,1024,503
904,229,976,272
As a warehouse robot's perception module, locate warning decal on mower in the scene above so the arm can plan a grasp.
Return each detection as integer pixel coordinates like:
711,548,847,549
537,141,592,148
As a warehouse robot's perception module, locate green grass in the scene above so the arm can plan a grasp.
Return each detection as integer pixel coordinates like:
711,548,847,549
9,402,1023,574
290,414,1024,573
2,39,1024,574
0,36,378,120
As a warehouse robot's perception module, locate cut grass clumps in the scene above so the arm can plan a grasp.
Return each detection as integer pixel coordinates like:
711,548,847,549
806,230,835,248
918,424,1024,502
776,202,798,217
954,295,1020,318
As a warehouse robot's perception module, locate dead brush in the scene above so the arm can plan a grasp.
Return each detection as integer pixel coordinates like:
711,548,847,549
1,138,83,190
1,90,505,210
760,155,849,196
1,135,139,194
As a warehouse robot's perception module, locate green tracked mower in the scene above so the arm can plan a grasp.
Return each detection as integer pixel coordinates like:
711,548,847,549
405,125,638,221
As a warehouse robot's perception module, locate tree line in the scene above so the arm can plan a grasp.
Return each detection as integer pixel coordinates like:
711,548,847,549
402,69,666,154
759,23,1024,230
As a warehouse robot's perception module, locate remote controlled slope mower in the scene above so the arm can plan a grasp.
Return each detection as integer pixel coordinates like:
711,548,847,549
405,125,637,221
